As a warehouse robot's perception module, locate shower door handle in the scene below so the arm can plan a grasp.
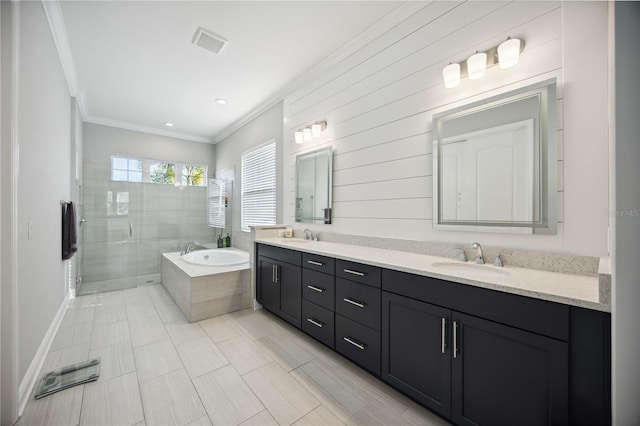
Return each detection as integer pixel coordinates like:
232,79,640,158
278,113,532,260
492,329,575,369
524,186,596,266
129,222,133,237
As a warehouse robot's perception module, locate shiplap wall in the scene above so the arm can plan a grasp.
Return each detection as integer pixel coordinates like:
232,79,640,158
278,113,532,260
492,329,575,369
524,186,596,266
283,1,609,256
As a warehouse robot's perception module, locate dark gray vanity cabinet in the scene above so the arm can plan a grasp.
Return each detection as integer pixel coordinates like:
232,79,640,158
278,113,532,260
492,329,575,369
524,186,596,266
256,244,302,328
382,268,610,426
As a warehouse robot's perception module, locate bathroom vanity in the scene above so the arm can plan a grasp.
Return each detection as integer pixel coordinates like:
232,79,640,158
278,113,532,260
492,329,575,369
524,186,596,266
255,238,610,425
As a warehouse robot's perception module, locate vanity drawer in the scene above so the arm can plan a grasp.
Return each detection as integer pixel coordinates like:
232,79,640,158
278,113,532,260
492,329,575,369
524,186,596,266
303,253,335,275
335,314,380,376
257,243,301,266
302,300,334,348
335,278,381,331
336,260,381,288
302,269,335,310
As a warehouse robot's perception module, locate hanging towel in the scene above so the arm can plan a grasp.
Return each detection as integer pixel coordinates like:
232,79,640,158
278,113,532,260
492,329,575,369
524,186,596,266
62,202,78,260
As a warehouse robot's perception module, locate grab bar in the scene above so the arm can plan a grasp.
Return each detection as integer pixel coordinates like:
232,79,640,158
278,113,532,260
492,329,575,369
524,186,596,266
129,222,133,237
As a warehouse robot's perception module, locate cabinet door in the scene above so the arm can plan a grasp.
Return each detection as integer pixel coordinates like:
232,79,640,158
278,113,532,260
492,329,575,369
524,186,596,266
381,292,452,418
257,256,278,313
277,261,302,328
452,312,568,426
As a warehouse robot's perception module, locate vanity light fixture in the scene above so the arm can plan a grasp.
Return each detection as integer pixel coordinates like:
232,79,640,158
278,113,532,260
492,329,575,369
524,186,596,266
467,51,487,80
442,37,524,88
295,121,327,143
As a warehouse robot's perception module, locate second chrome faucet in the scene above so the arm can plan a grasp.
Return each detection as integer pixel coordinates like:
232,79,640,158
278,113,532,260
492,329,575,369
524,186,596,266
471,242,484,264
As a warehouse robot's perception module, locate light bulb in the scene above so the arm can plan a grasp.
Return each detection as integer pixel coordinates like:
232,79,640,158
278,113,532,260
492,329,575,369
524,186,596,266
294,131,304,144
442,63,461,88
311,123,322,138
498,37,521,69
303,127,312,142
467,52,487,80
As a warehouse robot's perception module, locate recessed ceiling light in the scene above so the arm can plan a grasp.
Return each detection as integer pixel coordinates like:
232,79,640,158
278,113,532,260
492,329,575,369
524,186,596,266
215,98,227,105
164,122,174,127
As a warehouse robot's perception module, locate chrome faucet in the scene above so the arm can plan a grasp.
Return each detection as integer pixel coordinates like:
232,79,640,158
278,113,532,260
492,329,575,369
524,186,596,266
471,242,484,264
302,229,313,240
181,241,201,256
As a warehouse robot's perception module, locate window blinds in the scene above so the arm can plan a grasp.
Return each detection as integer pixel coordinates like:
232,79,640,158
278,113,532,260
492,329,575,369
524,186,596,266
208,178,225,228
241,142,276,232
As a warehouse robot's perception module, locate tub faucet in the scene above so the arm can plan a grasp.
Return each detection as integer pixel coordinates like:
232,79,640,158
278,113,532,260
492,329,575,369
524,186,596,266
471,242,484,264
302,229,313,240
181,241,201,256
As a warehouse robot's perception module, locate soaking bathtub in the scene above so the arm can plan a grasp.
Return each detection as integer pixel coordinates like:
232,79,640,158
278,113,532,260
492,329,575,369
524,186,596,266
161,248,251,322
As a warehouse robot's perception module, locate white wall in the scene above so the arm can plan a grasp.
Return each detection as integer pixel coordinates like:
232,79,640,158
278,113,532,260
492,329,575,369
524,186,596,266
83,122,215,172
612,2,640,423
283,1,609,257
215,102,284,252
16,0,72,384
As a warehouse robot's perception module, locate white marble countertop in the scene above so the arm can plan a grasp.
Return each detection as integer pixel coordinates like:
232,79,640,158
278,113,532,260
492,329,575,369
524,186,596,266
255,237,610,312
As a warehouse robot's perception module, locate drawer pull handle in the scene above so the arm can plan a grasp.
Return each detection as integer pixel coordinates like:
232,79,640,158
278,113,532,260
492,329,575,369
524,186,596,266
343,337,365,350
344,269,365,277
307,318,324,328
343,298,365,308
307,285,324,293
307,260,324,266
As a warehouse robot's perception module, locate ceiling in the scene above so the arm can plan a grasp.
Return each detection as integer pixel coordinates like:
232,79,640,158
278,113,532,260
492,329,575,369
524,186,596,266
57,1,406,143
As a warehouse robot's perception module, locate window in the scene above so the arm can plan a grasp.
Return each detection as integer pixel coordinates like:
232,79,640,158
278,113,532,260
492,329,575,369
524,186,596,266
208,178,226,228
111,156,206,187
241,141,276,232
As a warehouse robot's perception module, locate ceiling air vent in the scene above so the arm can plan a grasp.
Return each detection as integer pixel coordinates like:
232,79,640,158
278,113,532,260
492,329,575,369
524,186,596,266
192,27,227,55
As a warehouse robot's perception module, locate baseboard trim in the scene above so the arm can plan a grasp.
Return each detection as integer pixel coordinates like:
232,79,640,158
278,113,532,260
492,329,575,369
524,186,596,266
18,294,71,415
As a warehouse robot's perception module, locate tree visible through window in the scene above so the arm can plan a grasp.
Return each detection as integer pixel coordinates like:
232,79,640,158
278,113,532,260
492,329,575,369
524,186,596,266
111,156,206,187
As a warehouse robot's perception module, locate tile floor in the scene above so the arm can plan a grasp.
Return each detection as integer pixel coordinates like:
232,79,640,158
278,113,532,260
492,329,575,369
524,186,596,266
18,284,451,426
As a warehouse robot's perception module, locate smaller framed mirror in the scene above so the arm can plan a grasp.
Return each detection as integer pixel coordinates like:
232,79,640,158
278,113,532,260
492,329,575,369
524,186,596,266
296,147,332,224
433,79,557,234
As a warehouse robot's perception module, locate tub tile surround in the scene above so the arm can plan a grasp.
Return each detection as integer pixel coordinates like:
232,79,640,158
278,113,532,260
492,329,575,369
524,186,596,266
161,250,251,322
252,226,610,312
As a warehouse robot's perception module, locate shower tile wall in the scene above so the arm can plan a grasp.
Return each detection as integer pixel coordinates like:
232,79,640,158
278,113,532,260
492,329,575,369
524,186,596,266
80,160,214,294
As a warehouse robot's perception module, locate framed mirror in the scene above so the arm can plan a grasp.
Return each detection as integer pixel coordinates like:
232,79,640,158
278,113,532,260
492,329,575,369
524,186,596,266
433,79,557,234
296,147,332,224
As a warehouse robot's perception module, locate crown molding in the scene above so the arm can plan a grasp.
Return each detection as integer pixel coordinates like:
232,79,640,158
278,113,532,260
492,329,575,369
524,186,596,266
212,0,430,143
84,115,213,144
41,0,90,119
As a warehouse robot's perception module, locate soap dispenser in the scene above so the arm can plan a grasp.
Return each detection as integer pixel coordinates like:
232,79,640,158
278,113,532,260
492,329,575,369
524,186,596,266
225,233,231,248
217,234,223,248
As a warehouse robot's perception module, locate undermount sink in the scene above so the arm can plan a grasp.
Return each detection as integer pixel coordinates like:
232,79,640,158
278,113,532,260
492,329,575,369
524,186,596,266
431,261,510,278
277,238,311,244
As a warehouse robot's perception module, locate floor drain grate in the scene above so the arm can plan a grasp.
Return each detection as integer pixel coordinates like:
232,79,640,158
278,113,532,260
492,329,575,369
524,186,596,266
34,358,101,399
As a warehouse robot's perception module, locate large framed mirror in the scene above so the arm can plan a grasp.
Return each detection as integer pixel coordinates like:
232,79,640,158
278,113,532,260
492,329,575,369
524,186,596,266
296,147,332,224
433,79,557,234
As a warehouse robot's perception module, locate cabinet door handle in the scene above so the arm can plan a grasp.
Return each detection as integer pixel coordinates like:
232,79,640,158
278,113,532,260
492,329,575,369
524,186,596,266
343,298,365,308
307,260,324,266
307,285,324,293
272,265,275,282
274,265,279,283
343,337,365,350
441,317,446,354
306,318,324,328
453,320,459,359
343,269,365,277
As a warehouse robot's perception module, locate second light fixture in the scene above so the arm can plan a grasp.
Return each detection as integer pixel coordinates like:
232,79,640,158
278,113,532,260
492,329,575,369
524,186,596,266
295,121,327,144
